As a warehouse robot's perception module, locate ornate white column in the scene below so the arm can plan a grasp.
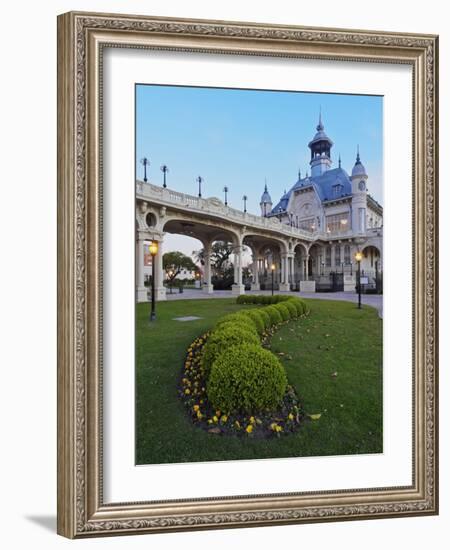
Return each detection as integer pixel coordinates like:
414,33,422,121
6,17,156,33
300,253,316,292
154,237,166,301
279,253,290,292
251,253,260,291
136,238,148,302
231,245,245,295
202,242,214,294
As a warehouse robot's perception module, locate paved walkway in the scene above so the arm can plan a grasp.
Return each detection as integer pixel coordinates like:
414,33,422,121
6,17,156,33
165,288,383,318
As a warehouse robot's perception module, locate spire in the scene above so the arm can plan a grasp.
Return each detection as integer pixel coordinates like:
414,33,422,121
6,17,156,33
298,167,301,179
351,144,367,178
338,153,342,168
317,106,324,131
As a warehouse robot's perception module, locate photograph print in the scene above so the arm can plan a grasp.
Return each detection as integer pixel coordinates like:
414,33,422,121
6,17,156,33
134,84,383,466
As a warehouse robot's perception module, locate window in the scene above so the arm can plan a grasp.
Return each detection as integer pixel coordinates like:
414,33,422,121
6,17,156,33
332,183,343,197
325,212,350,234
298,217,316,231
344,244,351,264
325,245,332,267
335,245,341,267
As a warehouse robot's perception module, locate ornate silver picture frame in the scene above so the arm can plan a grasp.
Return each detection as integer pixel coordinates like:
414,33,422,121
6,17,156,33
57,11,438,538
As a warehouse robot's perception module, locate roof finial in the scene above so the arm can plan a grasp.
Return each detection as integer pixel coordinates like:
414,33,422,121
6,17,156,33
338,153,342,168
356,144,361,163
317,106,324,131
298,167,301,179
264,177,268,193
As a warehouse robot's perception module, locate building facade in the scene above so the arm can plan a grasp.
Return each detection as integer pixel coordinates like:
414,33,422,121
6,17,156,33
135,116,382,301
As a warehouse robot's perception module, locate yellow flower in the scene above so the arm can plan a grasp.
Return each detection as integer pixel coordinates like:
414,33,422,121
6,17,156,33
196,411,203,420
246,425,253,434
184,388,191,395
288,413,294,421
234,420,241,429
221,415,228,423
193,405,200,412
207,419,213,424
213,415,218,423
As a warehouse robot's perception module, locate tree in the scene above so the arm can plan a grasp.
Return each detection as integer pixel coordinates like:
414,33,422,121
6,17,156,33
163,251,197,283
193,241,243,277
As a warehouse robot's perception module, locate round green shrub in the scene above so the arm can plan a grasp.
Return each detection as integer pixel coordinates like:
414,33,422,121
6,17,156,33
215,313,258,334
290,299,305,316
201,325,259,378
257,308,271,329
241,309,265,334
284,301,298,318
264,305,283,326
215,320,258,336
207,343,288,414
274,303,290,321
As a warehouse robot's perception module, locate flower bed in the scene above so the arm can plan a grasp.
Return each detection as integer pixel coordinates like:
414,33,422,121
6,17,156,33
178,295,309,438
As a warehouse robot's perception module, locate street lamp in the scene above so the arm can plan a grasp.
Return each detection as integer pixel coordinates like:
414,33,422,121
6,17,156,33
271,263,276,296
140,157,150,183
148,240,158,321
355,251,363,309
160,164,169,188
197,176,203,198
242,194,248,213
168,270,174,294
223,186,229,206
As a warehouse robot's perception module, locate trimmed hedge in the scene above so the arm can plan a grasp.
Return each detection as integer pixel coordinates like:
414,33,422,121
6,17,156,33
274,303,291,322
215,313,258,335
207,343,288,414
284,300,299,319
201,325,259,378
240,309,265,335
264,305,283,325
236,294,296,306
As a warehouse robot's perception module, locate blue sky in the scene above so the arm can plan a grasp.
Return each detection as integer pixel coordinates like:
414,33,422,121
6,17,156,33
136,84,383,257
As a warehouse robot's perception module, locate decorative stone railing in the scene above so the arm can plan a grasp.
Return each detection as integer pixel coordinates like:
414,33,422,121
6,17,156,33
136,180,315,241
136,180,383,244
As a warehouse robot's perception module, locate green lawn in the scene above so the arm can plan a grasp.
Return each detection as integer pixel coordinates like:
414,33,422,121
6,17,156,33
136,298,382,464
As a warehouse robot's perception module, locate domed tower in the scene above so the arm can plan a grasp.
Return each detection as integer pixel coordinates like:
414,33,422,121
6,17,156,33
308,112,334,177
350,147,368,234
260,183,273,217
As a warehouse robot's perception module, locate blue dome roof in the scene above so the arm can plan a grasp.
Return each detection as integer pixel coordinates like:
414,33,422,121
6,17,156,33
308,114,333,148
351,150,367,177
260,184,272,203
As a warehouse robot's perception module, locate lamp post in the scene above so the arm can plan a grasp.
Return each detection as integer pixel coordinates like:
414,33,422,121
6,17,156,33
242,194,247,213
197,176,203,198
223,186,229,206
168,270,173,294
148,240,158,321
160,164,169,188
355,251,363,309
271,263,275,296
140,157,150,183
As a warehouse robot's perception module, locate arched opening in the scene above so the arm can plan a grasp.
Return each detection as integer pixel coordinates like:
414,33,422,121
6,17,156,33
360,245,383,293
163,219,240,294
293,243,308,289
243,235,286,291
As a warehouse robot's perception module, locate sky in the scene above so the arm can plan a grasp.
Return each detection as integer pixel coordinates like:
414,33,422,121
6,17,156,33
136,84,383,259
